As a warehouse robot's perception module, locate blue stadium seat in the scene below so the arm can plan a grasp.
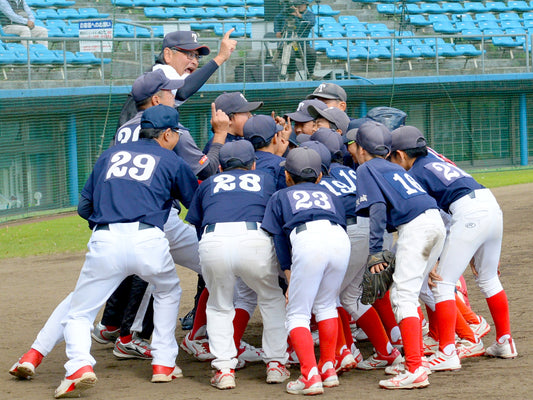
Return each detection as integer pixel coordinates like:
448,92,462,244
311,4,340,16
45,20,67,28
420,3,443,14
393,44,416,58
524,12,533,20
166,8,188,18
485,2,509,12
507,1,532,12
408,15,431,26
433,21,461,34
454,44,483,56
463,2,487,13
461,28,484,40
0,48,24,64
411,44,436,58
500,19,523,29
366,23,391,33
35,9,60,19
320,23,345,34
144,7,170,18
338,15,360,25
320,31,345,41
435,43,460,57
113,0,135,6
326,46,347,60
247,7,264,17
451,14,474,23
440,2,464,14
499,12,523,21
187,8,207,18
354,38,377,48
56,8,80,19
226,7,246,18
45,26,64,37
344,22,367,32
313,40,331,52
455,21,478,31
316,16,338,26
345,30,367,39
30,44,61,64
113,24,134,38
424,37,446,46
428,14,451,24
368,46,391,59
405,4,422,14
483,28,505,39
78,8,109,18
400,38,423,47
61,24,79,37
377,4,402,15
475,13,498,22
478,20,501,31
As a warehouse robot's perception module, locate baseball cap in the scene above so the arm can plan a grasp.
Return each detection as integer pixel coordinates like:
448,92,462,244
308,105,350,135
162,31,210,55
219,140,256,170
366,107,407,131
310,128,343,159
243,115,283,148
303,140,332,173
132,69,184,103
296,133,312,144
140,104,180,130
391,126,427,152
214,92,263,115
306,83,347,102
355,120,392,156
285,99,327,123
281,146,322,179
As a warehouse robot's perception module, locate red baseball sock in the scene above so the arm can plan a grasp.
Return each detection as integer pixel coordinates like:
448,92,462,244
317,317,338,372
373,291,399,341
425,304,439,340
289,327,318,379
435,300,456,353
335,316,347,357
190,288,209,339
455,293,479,324
338,307,354,351
20,348,44,367
456,305,476,342
486,290,512,341
399,316,422,373
356,307,390,355
120,333,133,343
233,308,251,349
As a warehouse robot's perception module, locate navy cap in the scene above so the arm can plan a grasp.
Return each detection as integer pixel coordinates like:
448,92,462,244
306,83,347,102
215,92,263,115
219,140,256,170
347,117,370,132
355,120,392,156
243,115,283,148
132,69,184,103
296,133,312,144
285,99,327,123
141,104,180,130
281,146,322,179
162,30,210,55
303,140,332,173
344,128,358,145
308,106,350,134
366,107,407,130
391,126,427,152
310,127,343,159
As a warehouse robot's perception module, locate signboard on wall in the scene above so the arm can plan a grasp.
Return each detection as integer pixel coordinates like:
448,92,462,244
79,20,113,53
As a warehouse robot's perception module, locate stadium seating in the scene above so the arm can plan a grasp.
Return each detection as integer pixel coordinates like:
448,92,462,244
310,4,340,16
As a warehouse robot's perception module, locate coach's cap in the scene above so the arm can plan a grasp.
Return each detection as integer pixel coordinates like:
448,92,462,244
215,92,263,115
366,106,407,131
162,30,210,55
391,125,427,152
132,69,184,103
308,106,350,135
306,83,347,102
141,104,180,130
281,146,322,179
285,99,327,123
219,140,256,170
303,140,332,173
243,115,283,148
355,120,392,156
310,127,343,159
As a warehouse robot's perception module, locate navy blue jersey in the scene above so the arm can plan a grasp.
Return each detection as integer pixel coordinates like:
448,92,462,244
408,155,484,212
319,162,357,219
355,157,438,227
81,139,198,230
114,112,142,145
255,150,287,190
186,169,277,230
262,182,347,237
203,132,242,153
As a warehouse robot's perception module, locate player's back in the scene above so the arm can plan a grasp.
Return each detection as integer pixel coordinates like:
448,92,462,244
320,162,357,219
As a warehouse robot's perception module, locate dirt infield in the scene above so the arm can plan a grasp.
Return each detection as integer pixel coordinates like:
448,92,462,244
2,183,532,400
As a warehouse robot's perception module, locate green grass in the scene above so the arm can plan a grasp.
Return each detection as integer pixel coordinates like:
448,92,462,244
0,214,91,259
1,168,532,259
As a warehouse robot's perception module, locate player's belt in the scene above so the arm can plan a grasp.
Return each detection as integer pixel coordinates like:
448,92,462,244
94,222,154,231
204,221,258,234
294,220,336,235
347,216,357,225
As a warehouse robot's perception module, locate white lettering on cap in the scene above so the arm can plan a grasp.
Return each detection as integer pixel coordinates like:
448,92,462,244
239,93,247,101
191,32,198,43
296,101,306,111
316,83,327,93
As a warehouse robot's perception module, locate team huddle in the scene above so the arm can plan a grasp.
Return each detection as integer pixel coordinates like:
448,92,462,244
9,30,517,398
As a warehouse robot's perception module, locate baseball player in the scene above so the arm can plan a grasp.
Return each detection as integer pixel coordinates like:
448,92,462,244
13,105,199,398
243,114,289,190
352,121,446,389
185,140,290,389
389,126,517,370
262,147,351,395
308,128,403,372
284,99,327,138
306,83,348,112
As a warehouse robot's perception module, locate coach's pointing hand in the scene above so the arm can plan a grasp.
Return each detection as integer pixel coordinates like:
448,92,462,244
213,28,237,66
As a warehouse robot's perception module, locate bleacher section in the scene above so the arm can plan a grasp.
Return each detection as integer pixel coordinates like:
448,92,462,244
1,0,532,84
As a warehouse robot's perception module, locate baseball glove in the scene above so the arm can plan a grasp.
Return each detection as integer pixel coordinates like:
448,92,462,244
360,250,396,305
